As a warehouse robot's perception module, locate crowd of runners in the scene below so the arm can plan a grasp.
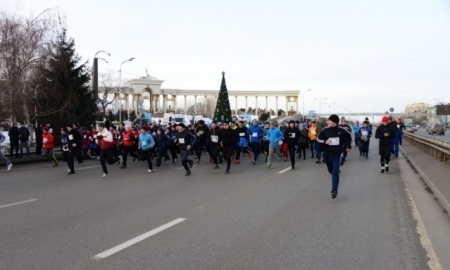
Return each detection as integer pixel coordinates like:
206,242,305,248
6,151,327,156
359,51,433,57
0,113,406,198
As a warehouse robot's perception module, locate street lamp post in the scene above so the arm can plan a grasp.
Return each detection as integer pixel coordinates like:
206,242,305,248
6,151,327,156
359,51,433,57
328,103,335,113
93,50,110,104
314,98,327,115
302,89,311,121
118,57,135,122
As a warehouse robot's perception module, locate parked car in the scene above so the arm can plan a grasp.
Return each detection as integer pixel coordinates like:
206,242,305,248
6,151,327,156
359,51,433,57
405,125,415,132
429,124,445,135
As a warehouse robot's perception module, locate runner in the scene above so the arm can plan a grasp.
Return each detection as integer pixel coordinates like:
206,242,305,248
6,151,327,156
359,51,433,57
0,132,13,171
138,126,155,173
175,123,196,176
209,121,221,169
317,114,352,199
66,124,82,175
375,116,396,173
219,122,238,174
358,121,372,158
121,125,139,169
96,123,119,178
284,120,300,170
248,119,264,165
266,121,284,168
42,127,58,167
235,121,251,164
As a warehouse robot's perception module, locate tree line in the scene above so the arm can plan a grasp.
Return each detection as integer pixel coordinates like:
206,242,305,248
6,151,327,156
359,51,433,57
0,8,96,129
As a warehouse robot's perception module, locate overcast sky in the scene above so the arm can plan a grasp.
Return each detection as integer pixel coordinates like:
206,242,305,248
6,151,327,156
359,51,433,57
4,0,450,114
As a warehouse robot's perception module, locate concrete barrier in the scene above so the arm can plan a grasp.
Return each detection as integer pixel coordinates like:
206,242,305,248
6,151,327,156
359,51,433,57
403,132,450,165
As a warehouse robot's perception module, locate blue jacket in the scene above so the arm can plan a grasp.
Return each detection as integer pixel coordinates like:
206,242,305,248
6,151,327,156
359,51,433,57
353,124,361,138
267,127,284,147
248,125,264,143
393,125,403,143
139,133,155,151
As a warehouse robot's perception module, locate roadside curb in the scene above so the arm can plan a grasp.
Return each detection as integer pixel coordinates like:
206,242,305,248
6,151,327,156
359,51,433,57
400,146,450,215
0,152,64,167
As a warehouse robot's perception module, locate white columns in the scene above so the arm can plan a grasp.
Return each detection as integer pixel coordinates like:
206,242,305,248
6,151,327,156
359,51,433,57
245,96,248,111
194,95,197,114
255,96,258,115
173,95,177,112
265,96,268,111
275,96,278,114
184,95,187,113
162,95,166,113
235,96,238,113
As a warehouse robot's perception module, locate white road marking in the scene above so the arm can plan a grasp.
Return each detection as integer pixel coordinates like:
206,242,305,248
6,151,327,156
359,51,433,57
278,167,292,174
404,183,443,270
76,166,100,170
0,199,38,209
93,218,186,260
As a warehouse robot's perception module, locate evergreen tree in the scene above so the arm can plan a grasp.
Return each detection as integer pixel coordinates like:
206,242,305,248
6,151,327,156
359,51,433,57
213,72,232,123
34,29,96,127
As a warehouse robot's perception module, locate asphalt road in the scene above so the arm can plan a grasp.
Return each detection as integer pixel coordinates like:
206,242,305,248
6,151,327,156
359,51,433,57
1,140,450,270
415,128,450,142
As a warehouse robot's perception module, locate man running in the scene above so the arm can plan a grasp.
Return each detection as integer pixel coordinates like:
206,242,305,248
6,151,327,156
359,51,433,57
96,123,119,177
175,123,196,176
318,115,352,199
0,132,13,171
42,127,58,167
266,121,284,168
375,116,396,173
284,120,300,169
248,119,264,165
219,122,238,174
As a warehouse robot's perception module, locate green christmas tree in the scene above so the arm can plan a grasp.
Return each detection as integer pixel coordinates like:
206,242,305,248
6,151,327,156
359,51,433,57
213,72,232,123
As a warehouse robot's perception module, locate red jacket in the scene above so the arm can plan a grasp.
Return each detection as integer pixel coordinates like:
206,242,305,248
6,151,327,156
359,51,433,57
82,132,91,150
122,131,135,147
42,132,54,149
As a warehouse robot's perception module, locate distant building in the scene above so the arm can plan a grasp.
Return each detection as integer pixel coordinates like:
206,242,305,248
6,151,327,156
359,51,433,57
405,103,429,114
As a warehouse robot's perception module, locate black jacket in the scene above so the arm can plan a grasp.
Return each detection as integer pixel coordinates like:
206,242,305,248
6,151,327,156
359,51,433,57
176,128,195,151
18,127,30,141
208,126,221,145
284,127,300,146
35,127,43,143
318,126,352,155
375,124,396,146
195,125,210,145
299,129,309,144
219,128,238,147
235,126,249,141
67,129,82,150
8,126,20,141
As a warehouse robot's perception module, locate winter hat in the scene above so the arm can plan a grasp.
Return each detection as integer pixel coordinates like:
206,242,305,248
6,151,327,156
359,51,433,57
328,114,340,124
381,116,389,123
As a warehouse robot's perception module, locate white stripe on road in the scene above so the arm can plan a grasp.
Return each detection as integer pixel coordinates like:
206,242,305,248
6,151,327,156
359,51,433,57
76,166,100,170
93,218,186,260
0,199,38,209
278,167,292,174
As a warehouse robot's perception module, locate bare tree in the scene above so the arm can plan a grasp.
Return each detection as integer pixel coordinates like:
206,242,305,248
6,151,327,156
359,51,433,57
0,8,65,125
97,73,120,121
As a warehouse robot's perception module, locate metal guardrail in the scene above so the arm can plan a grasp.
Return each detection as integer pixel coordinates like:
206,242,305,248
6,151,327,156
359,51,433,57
403,132,450,165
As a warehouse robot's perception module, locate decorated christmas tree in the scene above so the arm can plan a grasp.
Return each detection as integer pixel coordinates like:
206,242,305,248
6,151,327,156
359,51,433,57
213,72,232,123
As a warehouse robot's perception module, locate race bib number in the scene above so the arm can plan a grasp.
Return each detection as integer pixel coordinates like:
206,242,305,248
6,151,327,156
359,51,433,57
362,131,368,136
211,135,218,143
43,138,48,143
252,132,258,137
239,132,245,137
311,131,316,135
329,137,340,145
142,141,147,146
278,140,283,145
84,135,87,139
179,138,185,144
290,133,295,138
68,135,73,140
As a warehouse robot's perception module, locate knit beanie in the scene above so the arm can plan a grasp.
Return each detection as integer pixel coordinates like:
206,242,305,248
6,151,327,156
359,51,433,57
328,114,340,124
381,116,389,123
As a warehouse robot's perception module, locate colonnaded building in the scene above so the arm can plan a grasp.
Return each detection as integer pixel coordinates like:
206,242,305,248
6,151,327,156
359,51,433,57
99,75,301,116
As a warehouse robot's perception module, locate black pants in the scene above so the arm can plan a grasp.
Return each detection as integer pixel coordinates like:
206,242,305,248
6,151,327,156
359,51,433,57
140,149,153,170
223,145,234,172
379,145,391,167
298,143,307,159
288,144,296,167
250,142,260,161
169,144,178,161
156,147,170,166
62,151,69,162
236,145,249,161
35,140,43,155
67,150,76,173
210,144,220,165
180,150,191,172
10,140,19,157
75,148,83,164
122,146,139,166
100,148,119,174
194,141,203,161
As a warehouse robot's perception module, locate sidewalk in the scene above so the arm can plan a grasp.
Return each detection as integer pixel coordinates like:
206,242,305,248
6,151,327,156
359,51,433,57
400,140,450,214
0,151,64,167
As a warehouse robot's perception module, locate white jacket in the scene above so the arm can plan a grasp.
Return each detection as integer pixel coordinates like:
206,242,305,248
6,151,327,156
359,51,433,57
95,129,113,145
